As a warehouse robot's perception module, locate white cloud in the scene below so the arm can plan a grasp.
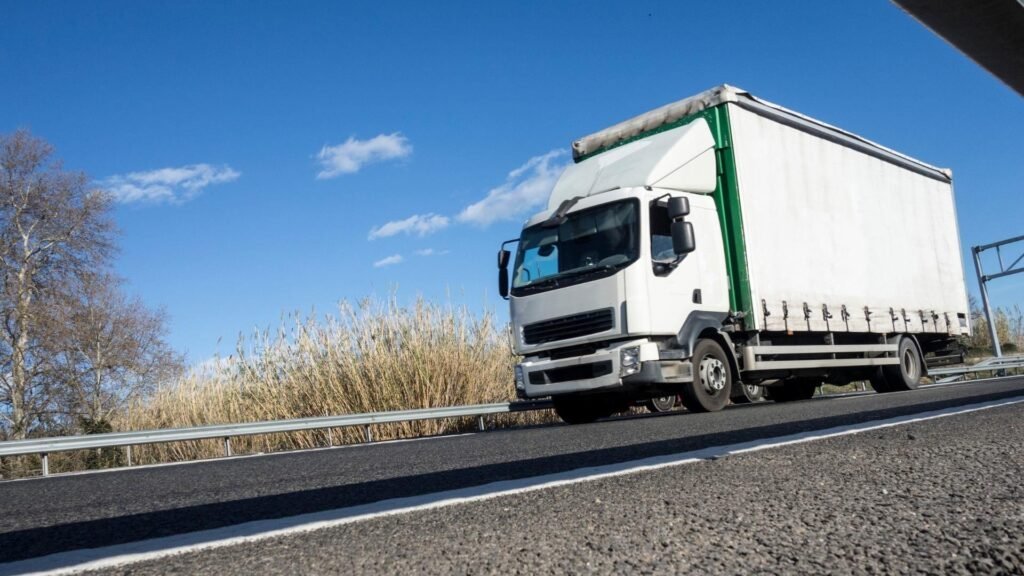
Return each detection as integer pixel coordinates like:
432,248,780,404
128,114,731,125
101,164,240,204
316,133,412,179
368,213,449,240
415,248,450,256
457,149,568,226
190,355,237,376
373,254,404,268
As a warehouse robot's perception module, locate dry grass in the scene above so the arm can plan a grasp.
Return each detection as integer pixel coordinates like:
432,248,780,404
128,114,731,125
112,296,551,467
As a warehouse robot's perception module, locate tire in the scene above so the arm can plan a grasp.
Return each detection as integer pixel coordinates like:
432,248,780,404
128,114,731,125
767,378,818,402
646,395,677,413
553,395,612,425
679,338,732,413
869,368,892,393
731,383,765,404
881,337,923,391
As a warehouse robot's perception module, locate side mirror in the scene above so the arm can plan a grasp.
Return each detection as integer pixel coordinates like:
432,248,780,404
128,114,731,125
671,220,696,255
668,196,690,219
498,249,511,299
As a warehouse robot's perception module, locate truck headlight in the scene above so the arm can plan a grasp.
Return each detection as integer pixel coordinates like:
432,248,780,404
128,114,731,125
514,364,526,390
620,346,641,377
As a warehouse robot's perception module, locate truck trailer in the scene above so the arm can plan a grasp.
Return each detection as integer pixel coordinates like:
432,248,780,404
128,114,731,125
497,85,970,424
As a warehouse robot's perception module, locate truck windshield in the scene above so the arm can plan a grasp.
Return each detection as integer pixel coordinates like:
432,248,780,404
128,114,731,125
511,199,639,295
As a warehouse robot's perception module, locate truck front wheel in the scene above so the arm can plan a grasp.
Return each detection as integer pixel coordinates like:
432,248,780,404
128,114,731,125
679,339,733,413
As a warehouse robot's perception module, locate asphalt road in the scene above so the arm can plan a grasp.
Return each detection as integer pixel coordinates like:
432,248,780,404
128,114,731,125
2,377,1023,573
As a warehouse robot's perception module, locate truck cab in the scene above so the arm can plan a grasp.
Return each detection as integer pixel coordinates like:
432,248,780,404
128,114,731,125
499,120,735,422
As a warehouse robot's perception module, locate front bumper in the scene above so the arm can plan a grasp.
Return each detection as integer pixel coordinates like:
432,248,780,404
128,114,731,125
516,339,689,398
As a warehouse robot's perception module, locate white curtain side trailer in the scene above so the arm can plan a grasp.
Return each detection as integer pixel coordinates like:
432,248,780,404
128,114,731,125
573,85,971,339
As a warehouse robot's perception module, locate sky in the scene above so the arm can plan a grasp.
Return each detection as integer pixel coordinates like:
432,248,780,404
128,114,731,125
2,1,1022,364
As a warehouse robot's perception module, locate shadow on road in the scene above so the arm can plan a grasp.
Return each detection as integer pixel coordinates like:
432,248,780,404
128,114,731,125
2,385,1023,563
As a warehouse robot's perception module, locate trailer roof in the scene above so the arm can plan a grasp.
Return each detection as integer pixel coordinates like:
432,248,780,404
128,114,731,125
571,85,952,183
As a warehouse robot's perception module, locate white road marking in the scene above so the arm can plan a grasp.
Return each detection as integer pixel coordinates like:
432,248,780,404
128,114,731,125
3,394,1022,576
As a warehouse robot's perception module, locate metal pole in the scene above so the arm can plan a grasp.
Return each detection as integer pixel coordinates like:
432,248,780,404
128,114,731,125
477,415,486,432
126,445,132,467
327,428,334,447
972,247,1002,357
364,426,373,443
41,453,49,476
223,437,232,457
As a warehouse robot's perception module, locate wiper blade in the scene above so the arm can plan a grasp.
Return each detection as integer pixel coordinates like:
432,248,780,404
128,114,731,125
573,264,616,279
516,264,620,294
519,276,560,293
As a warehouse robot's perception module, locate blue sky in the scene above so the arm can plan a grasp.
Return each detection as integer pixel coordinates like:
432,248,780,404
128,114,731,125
3,1,1022,363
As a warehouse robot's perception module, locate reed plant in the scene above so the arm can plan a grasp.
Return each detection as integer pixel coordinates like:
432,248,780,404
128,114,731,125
116,296,549,466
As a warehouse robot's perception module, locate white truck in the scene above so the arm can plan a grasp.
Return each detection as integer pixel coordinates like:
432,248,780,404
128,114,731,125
497,85,970,424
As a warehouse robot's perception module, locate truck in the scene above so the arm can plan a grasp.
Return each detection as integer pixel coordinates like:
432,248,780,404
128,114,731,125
496,84,970,424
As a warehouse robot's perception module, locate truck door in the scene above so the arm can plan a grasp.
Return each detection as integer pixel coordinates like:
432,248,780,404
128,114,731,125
646,195,729,335
647,198,701,333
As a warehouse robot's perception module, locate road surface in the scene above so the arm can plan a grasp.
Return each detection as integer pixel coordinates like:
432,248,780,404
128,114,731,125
1,377,1022,574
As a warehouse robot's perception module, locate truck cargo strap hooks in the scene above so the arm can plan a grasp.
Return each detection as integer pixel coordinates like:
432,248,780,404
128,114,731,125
972,234,1024,357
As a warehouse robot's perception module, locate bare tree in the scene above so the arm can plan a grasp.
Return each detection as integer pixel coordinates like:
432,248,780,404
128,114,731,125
43,272,184,426
0,130,114,439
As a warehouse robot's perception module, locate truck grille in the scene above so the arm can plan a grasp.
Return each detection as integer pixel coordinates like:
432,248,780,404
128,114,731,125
522,309,615,345
528,360,613,385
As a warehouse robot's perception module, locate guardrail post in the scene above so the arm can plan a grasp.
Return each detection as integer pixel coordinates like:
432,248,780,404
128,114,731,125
364,426,373,443
478,415,486,432
223,437,232,457
327,428,334,447
41,453,49,476
126,445,132,467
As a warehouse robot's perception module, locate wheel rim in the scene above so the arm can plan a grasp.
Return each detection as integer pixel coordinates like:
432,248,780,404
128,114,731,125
699,356,727,395
902,345,919,381
651,396,675,411
745,384,760,397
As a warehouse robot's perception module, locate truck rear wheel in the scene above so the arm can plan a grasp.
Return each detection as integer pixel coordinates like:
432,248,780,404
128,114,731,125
679,339,732,413
731,383,764,404
767,378,818,402
869,368,892,393
880,337,923,392
646,395,678,413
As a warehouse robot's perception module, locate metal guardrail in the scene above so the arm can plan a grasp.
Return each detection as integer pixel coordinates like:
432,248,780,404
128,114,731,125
0,400,553,476
4,356,1022,478
929,355,1024,383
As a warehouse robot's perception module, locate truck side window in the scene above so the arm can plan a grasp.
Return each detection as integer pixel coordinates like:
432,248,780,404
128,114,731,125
650,203,674,262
